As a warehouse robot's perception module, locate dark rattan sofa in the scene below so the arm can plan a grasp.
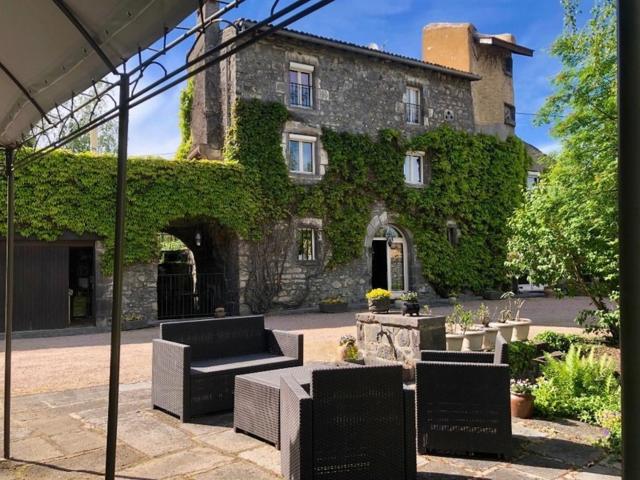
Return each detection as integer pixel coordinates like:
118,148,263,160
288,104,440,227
152,315,303,421
279,365,416,480
415,334,511,458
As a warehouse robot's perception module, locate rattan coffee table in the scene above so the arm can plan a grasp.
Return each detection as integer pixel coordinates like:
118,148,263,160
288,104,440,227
233,362,352,448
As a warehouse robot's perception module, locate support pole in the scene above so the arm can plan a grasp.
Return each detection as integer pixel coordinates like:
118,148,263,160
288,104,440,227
3,147,14,460
618,1,639,477
105,73,129,480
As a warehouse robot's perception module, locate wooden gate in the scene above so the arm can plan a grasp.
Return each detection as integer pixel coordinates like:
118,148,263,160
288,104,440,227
0,242,70,332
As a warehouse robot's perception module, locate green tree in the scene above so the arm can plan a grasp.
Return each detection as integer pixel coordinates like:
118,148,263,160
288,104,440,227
507,0,619,343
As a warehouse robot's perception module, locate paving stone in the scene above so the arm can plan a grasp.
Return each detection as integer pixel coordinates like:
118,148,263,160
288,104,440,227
525,438,605,467
119,446,232,478
11,436,63,462
199,430,264,454
49,428,105,456
115,411,196,456
509,454,573,479
239,444,281,475
573,464,622,480
192,461,280,480
417,456,480,477
512,421,550,440
27,414,85,437
51,444,147,473
489,465,545,479
447,455,503,474
171,412,233,437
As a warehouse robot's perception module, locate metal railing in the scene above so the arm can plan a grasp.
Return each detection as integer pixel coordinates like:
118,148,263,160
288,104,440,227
405,102,421,124
289,82,313,107
157,272,237,319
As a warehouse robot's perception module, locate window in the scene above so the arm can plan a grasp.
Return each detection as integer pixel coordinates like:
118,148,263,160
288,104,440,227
288,135,316,174
297,228,316,261
404,153,424,185
527,171,540,190
404,86,421,124
504,103,516,126
503,56,513,76
447,221,460,246
289,62,313,108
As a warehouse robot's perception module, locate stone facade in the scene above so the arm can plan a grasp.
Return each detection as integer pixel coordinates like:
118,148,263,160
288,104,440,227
355,312,446,376
94,242,158,328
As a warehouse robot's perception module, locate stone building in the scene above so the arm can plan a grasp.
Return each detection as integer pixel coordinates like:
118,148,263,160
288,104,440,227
183,13,533,314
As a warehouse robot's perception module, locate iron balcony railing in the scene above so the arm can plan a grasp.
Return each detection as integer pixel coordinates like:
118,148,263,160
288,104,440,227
289,82,313,107
157,272,238,320
405,102,421,124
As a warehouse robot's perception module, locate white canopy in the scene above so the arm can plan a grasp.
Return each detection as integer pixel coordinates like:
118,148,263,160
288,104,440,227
0,0,198,146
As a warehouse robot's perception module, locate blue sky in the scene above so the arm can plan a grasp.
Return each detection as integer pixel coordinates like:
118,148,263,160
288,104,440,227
128,0,584,157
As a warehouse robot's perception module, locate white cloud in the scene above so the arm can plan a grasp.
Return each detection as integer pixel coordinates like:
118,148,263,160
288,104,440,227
538,141,561,154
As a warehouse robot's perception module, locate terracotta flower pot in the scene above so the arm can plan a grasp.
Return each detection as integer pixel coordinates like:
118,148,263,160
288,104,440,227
510,393,534,419
507,318,532,341
489,322,514,343
368,298,391,313
462,329,485,351
482,327,499,350
446,333,464,351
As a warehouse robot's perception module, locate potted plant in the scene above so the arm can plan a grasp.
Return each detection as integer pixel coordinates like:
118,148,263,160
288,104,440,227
489,293,516,343
460,307,484,351
366,288,392,313
400,291,420,316
421,304,432,316
510,379,535,418
319,295,349,313
336,335,362,364
445,305,464,351
448,291,459,305
475,303,498,350
501,292,532,341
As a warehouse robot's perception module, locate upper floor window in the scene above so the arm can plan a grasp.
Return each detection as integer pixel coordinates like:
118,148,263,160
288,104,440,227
288,134,316,174
289,62,314,108
527,171,540,190
297,228,317,261
404,86,421,124
504,103,516,126
503,56,513,76
404,153,424,185
446,220,460,246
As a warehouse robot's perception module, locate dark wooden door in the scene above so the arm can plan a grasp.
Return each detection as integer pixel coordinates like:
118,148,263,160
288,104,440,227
0,243,69,332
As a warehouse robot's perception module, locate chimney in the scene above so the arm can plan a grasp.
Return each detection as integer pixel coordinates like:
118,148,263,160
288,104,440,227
421,23,475,73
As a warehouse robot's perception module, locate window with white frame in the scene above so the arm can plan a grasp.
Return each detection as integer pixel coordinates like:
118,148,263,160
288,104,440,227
404,153,424,185
404,86,421,124
288,134,316,174
297,228,316,261
527,171,540,190
289,62,314,108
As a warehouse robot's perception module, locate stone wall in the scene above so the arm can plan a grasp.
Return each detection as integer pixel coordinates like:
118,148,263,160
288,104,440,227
94,242,158,327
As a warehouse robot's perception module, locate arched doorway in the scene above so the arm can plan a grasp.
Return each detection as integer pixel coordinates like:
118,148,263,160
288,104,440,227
371,225,408,293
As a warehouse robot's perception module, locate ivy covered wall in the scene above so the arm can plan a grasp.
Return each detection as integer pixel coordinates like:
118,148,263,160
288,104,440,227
1,98,528,296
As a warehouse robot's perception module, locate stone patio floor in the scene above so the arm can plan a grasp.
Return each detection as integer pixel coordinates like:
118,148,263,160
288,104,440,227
0,382,621,479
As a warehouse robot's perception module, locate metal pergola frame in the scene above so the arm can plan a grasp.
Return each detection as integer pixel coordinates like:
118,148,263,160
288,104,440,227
0,1,333,478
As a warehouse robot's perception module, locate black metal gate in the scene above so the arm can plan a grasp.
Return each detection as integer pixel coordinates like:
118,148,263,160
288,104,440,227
157,272,237,320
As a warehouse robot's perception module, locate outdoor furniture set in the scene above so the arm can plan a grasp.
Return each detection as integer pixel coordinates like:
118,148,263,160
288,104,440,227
152,316,511,479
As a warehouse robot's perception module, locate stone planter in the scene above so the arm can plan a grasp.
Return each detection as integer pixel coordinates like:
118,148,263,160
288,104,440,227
510,393,534,419
508,318,532,341
482,326,499,350
446,333,465,351
488,322,515,343
368,298,391,313
401,302,420,316
319,302,349,313
462,329,485,351
482,289,503,301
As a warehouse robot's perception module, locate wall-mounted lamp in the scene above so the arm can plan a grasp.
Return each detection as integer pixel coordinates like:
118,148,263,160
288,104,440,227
384,227,396,247
195,231,202,247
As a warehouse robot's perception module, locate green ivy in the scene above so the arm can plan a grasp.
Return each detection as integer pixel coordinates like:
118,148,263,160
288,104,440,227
1,98,528,294
175,78,194,160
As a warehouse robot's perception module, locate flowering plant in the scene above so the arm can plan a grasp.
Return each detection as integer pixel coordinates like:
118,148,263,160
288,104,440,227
399,291,418,302
366,288,391,301
510,378,536,396
339,334,356,346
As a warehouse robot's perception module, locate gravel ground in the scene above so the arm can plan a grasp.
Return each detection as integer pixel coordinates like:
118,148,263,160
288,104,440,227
0,296,595,396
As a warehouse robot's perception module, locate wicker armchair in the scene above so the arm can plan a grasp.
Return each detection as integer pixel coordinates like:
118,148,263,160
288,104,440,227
280,365,416,480
416,334,511,457
152,315,303,421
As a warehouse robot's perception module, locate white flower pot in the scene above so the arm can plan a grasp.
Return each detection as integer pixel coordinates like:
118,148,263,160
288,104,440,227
482,327,499,350
463,330,485,351
507,318,532,341
489,322,515,344
446,333,465,351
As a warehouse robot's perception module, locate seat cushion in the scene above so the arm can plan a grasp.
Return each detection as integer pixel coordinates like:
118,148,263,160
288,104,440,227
190,353,297,376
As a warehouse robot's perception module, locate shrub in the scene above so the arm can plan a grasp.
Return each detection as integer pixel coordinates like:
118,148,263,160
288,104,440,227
533,331,585,353
596,409,622,457
509,341,539,380
534,346,620,423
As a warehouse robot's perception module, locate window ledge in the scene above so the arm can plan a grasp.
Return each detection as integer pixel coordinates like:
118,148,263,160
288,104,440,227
289,173,322,184
405,182,426,189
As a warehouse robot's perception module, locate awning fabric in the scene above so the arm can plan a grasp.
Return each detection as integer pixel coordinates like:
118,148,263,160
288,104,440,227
0,0,198,146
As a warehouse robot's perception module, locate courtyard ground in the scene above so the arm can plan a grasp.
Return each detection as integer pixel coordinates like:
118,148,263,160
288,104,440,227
0,296,593,396
0,295,621,479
